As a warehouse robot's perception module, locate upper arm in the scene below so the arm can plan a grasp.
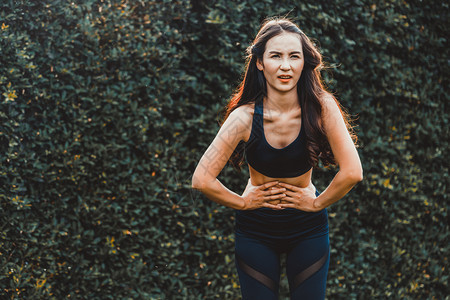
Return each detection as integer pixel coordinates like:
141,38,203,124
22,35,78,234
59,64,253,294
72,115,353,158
321,94,362,176
192,106,251,186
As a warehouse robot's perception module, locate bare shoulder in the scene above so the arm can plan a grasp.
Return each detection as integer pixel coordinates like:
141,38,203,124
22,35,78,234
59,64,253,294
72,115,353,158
224,103,254,141
226,103,254,126
319,92,340,117
318,92,351,141
232,102,255,115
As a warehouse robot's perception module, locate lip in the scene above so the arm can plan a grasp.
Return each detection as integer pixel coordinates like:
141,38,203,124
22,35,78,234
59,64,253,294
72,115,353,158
278,75,292,83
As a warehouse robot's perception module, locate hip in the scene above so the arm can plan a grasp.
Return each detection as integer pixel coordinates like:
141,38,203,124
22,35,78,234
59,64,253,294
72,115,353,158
234,207,329,242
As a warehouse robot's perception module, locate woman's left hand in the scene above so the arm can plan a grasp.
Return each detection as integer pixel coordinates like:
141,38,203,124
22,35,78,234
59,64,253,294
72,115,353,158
276,182,322,212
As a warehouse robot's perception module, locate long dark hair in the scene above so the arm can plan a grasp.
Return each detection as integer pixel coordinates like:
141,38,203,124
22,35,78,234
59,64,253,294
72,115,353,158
222,17,357,170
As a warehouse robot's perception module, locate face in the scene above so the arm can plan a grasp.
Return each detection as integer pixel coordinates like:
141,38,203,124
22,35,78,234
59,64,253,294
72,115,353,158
256,32,304,96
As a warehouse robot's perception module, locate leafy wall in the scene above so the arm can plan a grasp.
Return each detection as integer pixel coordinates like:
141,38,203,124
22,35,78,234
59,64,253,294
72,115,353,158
0,0,448,298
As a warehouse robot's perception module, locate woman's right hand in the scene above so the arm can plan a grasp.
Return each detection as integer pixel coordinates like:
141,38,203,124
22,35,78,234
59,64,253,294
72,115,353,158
241,179,286,210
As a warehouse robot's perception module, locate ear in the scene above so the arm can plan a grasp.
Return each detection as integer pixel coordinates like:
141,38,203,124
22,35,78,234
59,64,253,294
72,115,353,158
256,58,264,71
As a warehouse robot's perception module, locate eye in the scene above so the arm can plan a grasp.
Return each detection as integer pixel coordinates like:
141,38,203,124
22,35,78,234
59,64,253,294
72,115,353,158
270,54,280,58
291,55,300,59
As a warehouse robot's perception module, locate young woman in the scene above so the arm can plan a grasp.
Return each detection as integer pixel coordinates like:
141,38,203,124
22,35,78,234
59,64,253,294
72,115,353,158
192,18,362,299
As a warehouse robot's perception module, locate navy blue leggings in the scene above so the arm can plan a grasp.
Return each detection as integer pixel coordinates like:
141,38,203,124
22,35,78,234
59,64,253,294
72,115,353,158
235,231,330,299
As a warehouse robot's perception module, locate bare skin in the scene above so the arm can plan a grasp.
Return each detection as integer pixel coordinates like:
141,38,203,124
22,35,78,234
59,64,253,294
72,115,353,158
240,101,318,211
248,166,313,206
245,101,313,204
192,32,362,213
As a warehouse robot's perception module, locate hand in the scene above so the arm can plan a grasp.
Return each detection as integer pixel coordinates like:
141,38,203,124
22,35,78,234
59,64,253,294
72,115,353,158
241,179,286,210
277,182,322,212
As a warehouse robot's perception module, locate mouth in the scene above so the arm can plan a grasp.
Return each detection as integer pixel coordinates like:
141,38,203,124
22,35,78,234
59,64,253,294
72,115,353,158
278,75,292,82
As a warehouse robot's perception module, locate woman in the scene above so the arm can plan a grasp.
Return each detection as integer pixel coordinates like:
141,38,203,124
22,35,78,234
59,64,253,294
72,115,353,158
192,18,362,299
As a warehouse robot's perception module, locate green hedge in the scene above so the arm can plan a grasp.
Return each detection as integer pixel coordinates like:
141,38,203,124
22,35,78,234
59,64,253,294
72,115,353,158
0,0,448,298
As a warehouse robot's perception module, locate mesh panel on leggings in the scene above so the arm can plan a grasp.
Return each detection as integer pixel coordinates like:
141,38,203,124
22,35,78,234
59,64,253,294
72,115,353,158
292,250,328,290
236,255,277,292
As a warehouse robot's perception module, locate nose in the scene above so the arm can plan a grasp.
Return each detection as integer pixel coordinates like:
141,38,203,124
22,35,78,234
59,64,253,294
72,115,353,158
280,58,290,70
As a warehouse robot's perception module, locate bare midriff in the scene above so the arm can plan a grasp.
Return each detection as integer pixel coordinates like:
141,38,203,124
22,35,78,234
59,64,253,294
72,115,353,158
248,164,313,205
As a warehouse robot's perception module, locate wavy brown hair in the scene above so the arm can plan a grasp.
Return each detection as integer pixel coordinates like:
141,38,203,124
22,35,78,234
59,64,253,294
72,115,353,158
222,17,357,170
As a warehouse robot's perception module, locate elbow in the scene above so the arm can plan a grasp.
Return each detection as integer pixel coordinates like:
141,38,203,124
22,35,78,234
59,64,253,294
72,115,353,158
191,173,212,191
342,167,363,184
191,182,205,191
191,175,204,191
353,171,363,183
351,168,364,183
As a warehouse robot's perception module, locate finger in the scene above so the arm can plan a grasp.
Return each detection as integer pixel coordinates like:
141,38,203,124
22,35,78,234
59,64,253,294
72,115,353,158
282,190,298,197
277,182,299,191
279,195,295,202
263,188,286,196
264,193,286,200
267,199,280,205
262,203,284,210
278,203,296,209
260,181,279,190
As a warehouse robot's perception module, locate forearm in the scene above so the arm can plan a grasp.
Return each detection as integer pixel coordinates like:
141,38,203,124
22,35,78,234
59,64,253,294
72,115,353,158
313,170,362,209
192,178,245,210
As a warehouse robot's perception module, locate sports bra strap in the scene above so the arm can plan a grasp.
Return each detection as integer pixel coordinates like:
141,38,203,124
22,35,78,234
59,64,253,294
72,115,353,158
244,99,312,178
251,100,263,138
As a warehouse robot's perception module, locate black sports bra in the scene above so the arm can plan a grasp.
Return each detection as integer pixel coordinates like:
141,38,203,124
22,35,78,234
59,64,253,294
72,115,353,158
244,100,312,178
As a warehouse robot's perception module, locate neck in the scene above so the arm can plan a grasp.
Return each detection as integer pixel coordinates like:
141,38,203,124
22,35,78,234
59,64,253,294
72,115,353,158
265,88,299,113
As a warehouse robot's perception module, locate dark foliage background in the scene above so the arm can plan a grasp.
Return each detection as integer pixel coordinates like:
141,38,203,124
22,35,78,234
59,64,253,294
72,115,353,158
0,0,448,299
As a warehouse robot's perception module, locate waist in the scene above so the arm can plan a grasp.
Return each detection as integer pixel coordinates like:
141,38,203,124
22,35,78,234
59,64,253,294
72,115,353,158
235,208,328,240
248,163,312,186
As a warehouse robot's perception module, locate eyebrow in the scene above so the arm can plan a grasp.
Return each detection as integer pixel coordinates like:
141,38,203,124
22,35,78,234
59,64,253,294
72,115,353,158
268,51,302,55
